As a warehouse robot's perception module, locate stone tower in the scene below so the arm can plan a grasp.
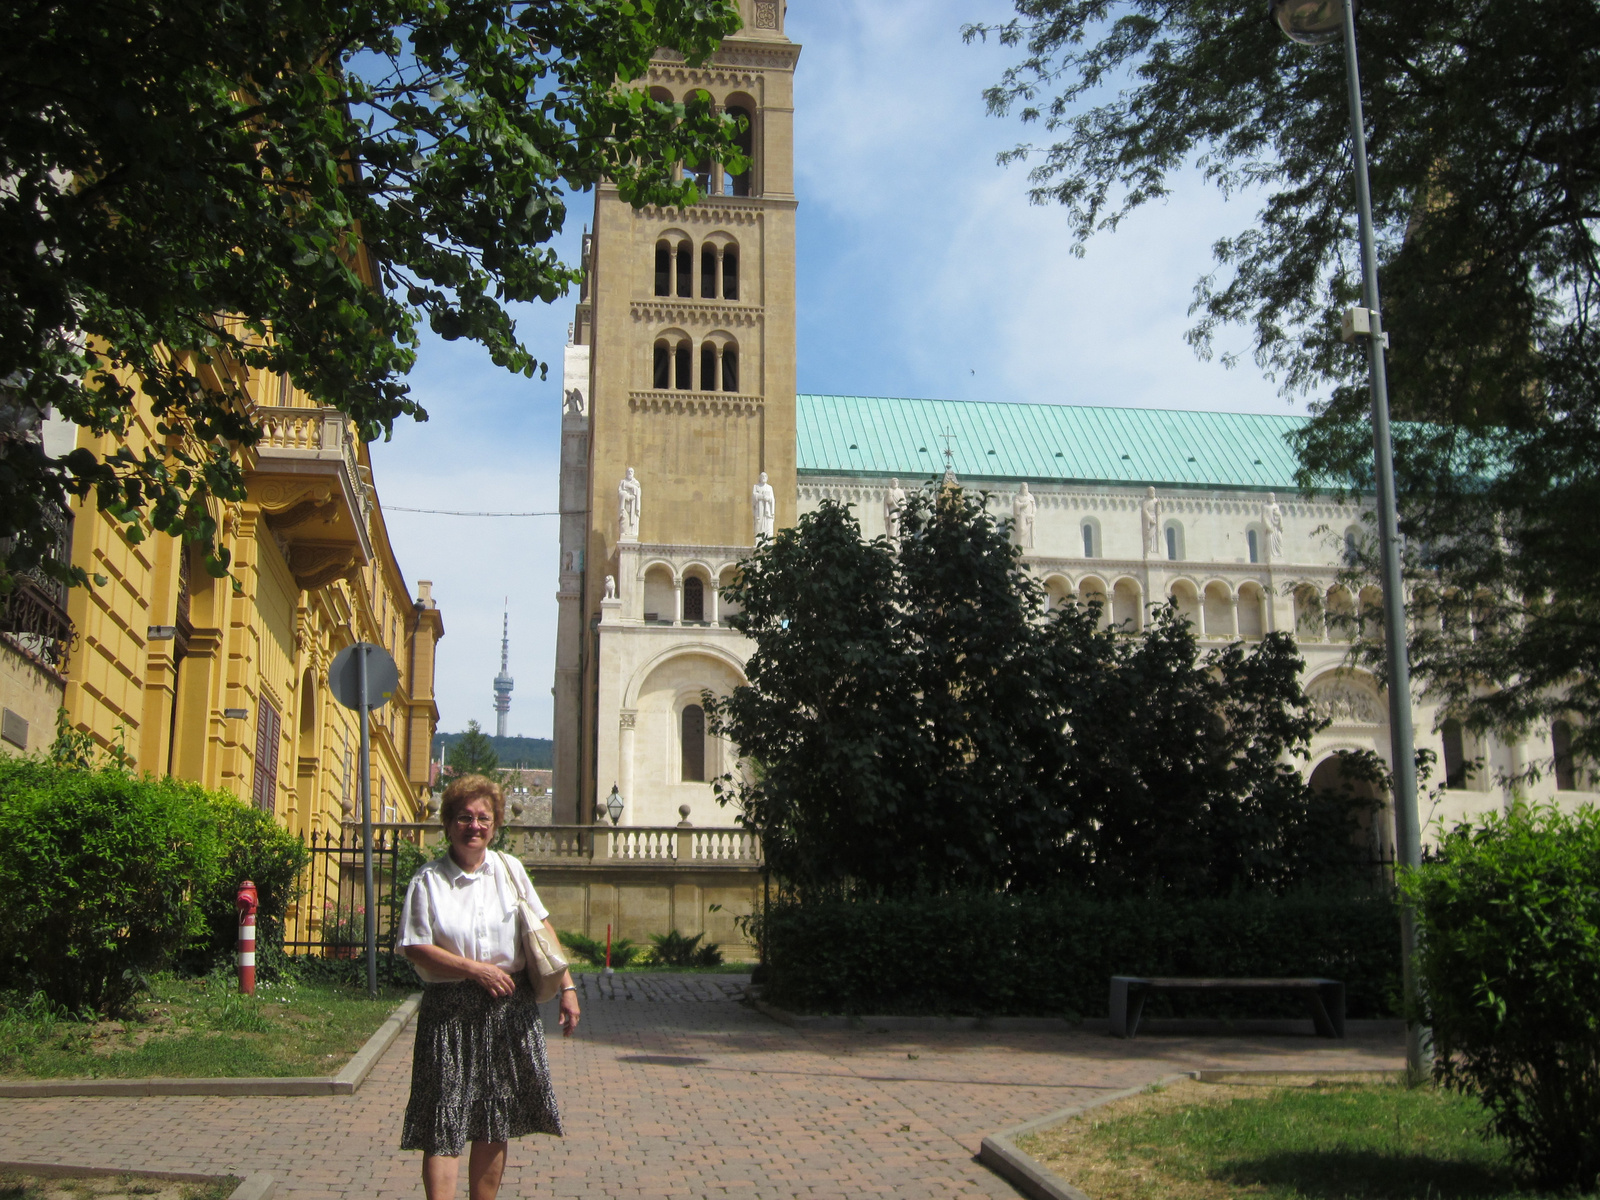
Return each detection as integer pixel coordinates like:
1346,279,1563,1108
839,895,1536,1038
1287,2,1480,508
552,1,799,824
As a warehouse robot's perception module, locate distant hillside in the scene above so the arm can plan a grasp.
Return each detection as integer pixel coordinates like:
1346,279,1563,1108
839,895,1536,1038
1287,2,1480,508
432,731,553,769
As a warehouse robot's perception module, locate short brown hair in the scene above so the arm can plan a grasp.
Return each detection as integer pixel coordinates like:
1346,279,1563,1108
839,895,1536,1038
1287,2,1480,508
439,775,505,831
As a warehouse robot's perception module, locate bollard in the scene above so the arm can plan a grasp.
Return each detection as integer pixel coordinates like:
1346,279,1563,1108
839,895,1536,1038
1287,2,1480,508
604,923,613,976
236,880,259,994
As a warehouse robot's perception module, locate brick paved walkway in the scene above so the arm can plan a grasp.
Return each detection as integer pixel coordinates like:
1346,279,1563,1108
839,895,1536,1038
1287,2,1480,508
0,974,1403,1200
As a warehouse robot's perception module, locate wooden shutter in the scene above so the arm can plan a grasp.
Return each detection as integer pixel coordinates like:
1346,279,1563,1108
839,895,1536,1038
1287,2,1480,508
253,699,281,812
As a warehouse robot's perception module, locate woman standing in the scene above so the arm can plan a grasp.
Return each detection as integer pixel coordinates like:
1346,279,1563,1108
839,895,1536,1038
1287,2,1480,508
399,774,580,1200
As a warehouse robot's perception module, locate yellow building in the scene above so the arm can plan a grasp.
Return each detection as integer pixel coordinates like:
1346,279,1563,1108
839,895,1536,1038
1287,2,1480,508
0,367,443,838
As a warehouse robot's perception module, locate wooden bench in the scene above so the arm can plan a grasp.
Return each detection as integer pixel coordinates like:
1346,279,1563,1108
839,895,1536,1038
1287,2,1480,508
1109,976,1346,1039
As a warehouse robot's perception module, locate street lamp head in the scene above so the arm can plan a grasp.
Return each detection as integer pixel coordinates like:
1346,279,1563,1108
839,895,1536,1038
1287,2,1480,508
606,784,624,826
1268,0,1348,45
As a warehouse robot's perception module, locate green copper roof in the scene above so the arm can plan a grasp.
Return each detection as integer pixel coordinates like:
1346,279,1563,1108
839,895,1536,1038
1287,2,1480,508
796,394,1309,491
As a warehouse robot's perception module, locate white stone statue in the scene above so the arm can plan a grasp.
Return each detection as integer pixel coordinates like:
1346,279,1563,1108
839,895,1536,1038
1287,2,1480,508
883,478,906,544
1140,487,1162,558
1263,492,1284,561
751,470,775,541
1012,483,1037,550
563,386,586,416
618,468,641,541
604,574,617,600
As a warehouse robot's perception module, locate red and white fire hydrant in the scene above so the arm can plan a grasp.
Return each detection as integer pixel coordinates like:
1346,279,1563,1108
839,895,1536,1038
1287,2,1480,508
236,880,259,995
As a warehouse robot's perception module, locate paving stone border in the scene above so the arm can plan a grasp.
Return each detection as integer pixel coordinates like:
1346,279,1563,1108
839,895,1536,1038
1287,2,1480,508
0,1162,274,1200
978,1072,1196,1200
0,993,421,1098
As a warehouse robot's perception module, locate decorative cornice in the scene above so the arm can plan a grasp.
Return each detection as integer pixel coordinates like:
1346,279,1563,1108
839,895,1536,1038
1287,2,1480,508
636,202,765,225
629,391,763,417
653,43,801,71
797,477,1362,521
632,300,762,329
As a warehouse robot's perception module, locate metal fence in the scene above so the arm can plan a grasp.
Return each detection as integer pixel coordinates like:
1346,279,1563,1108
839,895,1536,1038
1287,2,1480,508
284,828,407,958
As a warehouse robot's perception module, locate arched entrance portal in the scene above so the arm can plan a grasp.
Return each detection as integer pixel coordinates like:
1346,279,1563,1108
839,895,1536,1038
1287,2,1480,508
1309,752,1391,865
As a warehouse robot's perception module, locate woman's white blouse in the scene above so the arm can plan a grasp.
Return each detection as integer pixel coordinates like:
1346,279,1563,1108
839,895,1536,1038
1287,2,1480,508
398,852,550,983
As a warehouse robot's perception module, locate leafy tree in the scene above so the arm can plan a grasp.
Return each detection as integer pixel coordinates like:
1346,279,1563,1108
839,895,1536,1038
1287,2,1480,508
0,0,745,589
444,719,499,779
706,491,1374,898
966,0,1600,769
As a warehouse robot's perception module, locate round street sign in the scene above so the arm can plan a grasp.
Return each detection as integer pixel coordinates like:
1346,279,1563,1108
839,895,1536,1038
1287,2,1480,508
329,643,400,711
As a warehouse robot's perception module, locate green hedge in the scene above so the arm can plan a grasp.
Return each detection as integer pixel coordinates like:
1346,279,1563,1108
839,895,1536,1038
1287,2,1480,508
761,890,1402,1019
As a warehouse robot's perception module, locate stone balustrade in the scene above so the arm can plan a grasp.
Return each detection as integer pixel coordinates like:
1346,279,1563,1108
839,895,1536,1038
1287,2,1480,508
362,822,763,868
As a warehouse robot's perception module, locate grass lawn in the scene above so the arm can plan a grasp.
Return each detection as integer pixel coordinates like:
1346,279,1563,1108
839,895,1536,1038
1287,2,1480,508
0,973,412,1080
0,1171,238,1200
1016,1073,1581,1200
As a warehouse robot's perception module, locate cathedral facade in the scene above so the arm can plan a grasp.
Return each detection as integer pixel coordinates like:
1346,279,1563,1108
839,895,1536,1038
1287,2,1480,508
551,0,1590,840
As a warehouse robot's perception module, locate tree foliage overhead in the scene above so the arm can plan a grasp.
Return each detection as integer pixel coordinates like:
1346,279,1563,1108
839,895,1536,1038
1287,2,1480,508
0,0,745,587
966,0,1600,767
706,492,1378,899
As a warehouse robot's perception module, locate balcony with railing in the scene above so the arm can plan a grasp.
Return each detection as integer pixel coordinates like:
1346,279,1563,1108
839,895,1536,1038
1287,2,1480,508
248,406,373,588
0,501,74,672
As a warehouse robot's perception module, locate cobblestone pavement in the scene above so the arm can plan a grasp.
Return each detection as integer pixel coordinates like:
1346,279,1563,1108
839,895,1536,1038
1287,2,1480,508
0,973,1403,1200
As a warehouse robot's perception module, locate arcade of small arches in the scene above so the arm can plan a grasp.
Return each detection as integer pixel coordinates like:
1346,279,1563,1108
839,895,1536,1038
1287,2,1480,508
654,233,740,300
1039,572,1273,641
646,86,757,198
636,559,744,626
653,328,740,392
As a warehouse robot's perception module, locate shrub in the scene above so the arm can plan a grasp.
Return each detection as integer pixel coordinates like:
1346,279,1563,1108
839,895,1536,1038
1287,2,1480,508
0,758,224,1013
558,930,641,968
1403,805,1600,1191
191,798,309,965
647,930,724,968
761,890,1401,1020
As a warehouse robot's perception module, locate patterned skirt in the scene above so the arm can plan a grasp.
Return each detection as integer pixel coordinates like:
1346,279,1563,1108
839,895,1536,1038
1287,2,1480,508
400,979,564,1155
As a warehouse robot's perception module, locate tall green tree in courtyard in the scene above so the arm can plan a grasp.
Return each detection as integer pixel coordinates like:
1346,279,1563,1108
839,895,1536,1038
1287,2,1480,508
0,0,745,589
966,0,1600,770
444,720,500,780
706,493,1376,898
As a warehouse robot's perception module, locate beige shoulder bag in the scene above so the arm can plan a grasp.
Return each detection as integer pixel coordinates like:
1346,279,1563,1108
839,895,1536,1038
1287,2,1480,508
497,851,569,1002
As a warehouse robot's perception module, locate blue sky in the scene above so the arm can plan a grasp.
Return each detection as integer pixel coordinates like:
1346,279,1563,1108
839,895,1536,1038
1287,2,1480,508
370,0,1302,743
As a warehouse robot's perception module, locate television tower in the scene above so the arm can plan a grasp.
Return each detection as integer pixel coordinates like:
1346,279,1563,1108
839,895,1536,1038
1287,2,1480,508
493,603,513,738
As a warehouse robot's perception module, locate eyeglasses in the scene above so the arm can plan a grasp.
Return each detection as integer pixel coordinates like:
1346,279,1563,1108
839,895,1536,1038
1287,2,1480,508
451,815,494,829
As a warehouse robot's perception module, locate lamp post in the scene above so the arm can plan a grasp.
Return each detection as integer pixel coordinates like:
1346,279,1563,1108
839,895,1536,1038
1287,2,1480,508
1269,0,1428,1082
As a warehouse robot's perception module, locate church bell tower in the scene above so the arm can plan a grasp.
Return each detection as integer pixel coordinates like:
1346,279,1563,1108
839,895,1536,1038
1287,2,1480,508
552,0,799,824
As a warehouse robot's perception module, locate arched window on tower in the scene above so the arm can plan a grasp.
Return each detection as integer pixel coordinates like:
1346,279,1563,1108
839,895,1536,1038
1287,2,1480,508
1166,525,1180,561
676,242,692,298
674,342,691,389
653,341,670,390
722,247,739,301
683,576,704,622
1247,529,1260,564
721,344,738,392
1082,523,1095,557
701,243,718,298
654,241,671,297
724,105,753,196
681,705,706,782
700,342,717,391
